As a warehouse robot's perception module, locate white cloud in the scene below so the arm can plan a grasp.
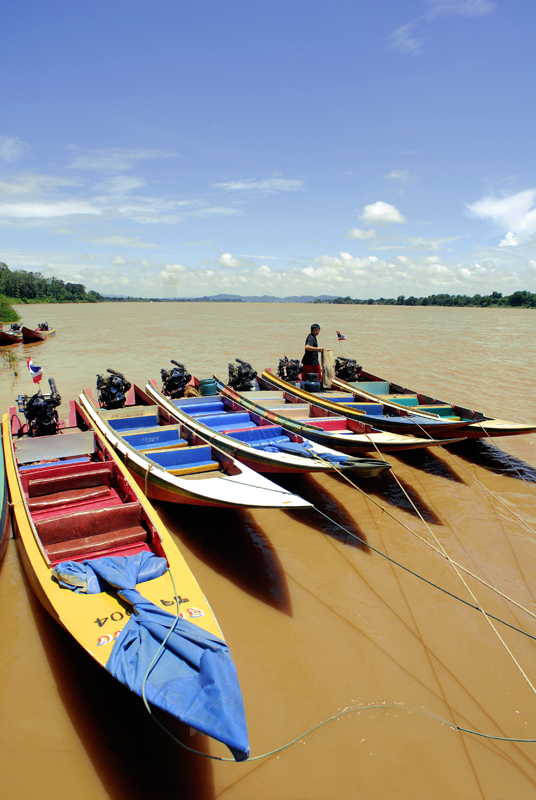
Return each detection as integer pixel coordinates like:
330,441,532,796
112,256,127,265
0,200,100,219
384,169,416,184
91,235,160,248
67,146,177,173
219,253,240,268
345,227,377,240
389,23,422,55
2,246,534,299
424,0,495,19
360,201,406,225
0,136,30,162
390,1,495,57
499,232,518,247
211,177,304,194
467,189,536,244
93,175,146,194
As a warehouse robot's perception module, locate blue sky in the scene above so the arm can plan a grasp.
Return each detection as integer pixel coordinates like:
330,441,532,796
1,0,535,298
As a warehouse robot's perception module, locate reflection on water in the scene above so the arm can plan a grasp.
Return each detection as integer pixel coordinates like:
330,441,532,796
1,303,536,799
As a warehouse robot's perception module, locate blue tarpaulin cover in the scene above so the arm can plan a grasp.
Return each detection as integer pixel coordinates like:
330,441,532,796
250,438,350,466
53,552,250,761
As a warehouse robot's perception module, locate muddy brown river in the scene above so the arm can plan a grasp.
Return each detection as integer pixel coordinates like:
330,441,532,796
0,302,535,799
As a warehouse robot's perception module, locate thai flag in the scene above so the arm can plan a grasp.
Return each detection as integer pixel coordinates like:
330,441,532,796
27,358,43,383
336,331,346,341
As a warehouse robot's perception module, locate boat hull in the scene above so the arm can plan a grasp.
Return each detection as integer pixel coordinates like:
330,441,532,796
146,382,392,478
2,409,250,759
21,326,47,343
259,371,474,438
79,388,311,509
218,383,465,454
332,370,536,439
0,331,22,345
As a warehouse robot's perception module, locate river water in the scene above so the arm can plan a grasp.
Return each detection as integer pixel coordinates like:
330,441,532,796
0,303,535,799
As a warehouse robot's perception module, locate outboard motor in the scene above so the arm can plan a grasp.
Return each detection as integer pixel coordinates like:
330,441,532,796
96,369,131,409
37,322,49,331
334,356,362,383
161,360,192,399
277,356,301,383
9,323,22,333
228,359,257,392
17,378,62,437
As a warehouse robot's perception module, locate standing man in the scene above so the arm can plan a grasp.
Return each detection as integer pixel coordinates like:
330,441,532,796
301,323,324,381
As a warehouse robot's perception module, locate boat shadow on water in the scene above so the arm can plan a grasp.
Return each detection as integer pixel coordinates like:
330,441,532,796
389,448,466,484
19,559,217,800
155,502,292,616
443,439,536,483
269,473,371,551
326,470,443,525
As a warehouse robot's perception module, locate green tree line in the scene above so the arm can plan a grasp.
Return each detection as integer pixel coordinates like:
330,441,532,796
314,290,536,308
0,262,102,303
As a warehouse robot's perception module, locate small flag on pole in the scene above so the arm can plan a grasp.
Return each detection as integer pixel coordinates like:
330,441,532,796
336,331,346,341
27,358,43,384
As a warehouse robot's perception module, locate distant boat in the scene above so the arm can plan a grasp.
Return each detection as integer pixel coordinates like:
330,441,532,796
29,322,56,341
0,324,23,345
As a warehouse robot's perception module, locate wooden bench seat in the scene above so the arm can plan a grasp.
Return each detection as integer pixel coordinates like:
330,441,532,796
28,465,113,497
28,484,112,511
46,526,147,561
36,502,143,545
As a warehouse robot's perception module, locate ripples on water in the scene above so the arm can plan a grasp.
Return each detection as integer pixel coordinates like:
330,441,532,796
1,304,535,800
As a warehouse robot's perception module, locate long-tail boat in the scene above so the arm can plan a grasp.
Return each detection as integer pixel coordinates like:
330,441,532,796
145,380,392,478
3,381,249,760
79,377,311,509
0,324,23,345
259,369,477,439
21,324,55,343
330,368,536,439
214,379,465,454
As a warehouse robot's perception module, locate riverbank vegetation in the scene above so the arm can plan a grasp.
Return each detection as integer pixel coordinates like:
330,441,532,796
0,262,102,304
314,290,536,308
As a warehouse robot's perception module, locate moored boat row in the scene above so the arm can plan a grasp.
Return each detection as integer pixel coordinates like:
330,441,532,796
0,322,55,345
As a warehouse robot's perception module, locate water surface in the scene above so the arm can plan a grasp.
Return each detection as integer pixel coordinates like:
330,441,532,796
0,303,535,799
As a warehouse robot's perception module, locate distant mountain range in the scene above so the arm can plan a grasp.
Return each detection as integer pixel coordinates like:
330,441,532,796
100,293,339,302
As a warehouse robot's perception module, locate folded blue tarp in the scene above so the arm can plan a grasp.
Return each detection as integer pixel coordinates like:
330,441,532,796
250,438,350,465
53,552,249,761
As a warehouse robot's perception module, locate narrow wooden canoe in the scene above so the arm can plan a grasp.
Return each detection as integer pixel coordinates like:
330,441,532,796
215,380,466,454
145,381,392,478
330,369,536,439
79,385,311,509
3,401,249,759
259,369,478,439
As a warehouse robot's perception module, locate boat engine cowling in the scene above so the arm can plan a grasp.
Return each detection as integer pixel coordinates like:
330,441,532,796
228,359,257,392
96,369,131,409
18,378,62,437
334,357,362,383
161,360,192,399
277,356,301,383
